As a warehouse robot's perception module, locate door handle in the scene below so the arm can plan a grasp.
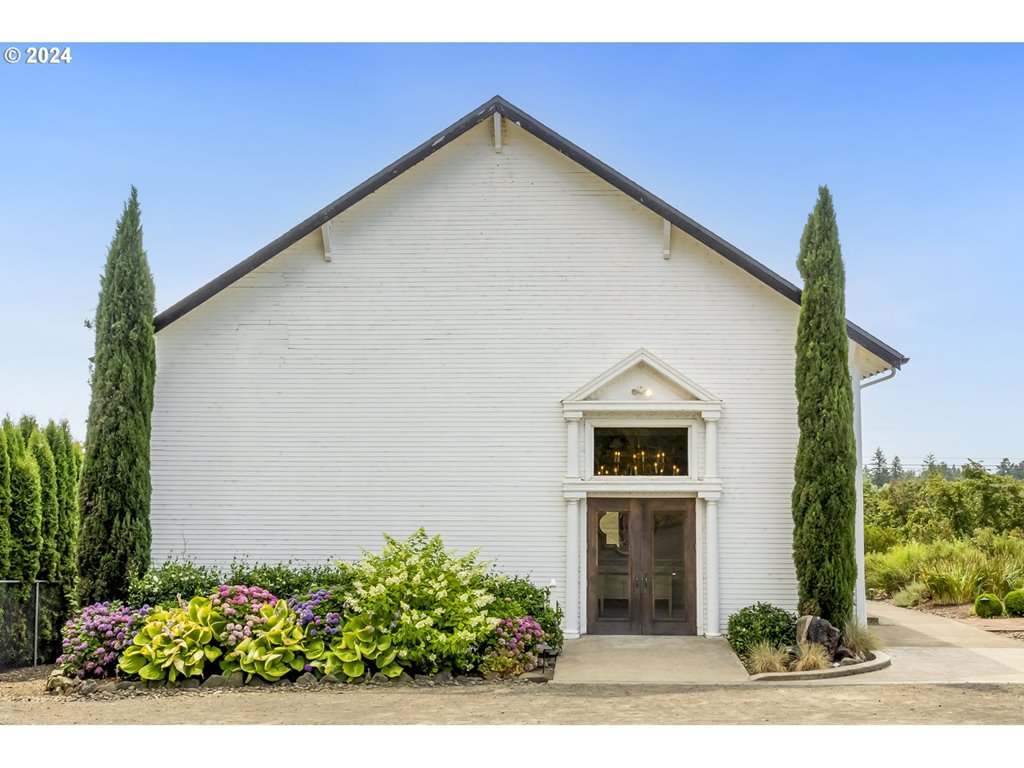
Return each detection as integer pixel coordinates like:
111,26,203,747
644,575,649,590
633,577,639,591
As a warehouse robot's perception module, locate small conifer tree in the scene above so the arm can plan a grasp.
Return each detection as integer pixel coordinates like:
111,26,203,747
9,450,43,595
29,428,60,582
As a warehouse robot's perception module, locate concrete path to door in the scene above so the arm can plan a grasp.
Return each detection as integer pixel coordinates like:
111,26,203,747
551,635,750,684
551,602,1024,685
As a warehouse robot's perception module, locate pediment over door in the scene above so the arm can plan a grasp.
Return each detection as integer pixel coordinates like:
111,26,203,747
563,349,720,414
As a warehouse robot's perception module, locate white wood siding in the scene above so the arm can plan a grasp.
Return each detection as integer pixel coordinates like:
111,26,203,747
152,119,807,624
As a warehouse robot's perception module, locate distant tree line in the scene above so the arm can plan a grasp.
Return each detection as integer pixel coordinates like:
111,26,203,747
865,447,1024,487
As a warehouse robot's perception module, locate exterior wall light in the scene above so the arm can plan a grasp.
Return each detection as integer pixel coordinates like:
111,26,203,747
631,386,653,398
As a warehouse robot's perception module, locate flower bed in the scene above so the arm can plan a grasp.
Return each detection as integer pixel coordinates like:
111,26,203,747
53,529,562,690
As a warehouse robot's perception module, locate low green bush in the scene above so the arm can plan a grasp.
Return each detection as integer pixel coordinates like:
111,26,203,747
726,603,797,658
892,581,929,607
227,559,350,599
864,524,900,555
1004,589,1024,617
974,592,1005,619
482,574,564,654
128,559,223,608
865,542,931,596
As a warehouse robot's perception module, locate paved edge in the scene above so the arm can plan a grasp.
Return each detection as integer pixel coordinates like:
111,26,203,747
749,651,892,682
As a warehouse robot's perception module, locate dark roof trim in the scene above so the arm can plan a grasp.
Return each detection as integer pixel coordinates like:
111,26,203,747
153,95,908,369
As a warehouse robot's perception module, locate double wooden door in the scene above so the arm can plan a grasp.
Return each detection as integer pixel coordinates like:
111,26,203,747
587,498,696,635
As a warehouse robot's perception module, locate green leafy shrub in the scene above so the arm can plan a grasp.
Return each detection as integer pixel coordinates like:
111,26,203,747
342,528,499,675
227,559,350,599
483,574,564,654
864,542,931,596
119,596,222,682
974,592,1004,619
1003,589,1024,617
219,600,320,682
743,640,789,674
892,581,929,607
128,558,223,608
864,524,900,554
726,603,797,658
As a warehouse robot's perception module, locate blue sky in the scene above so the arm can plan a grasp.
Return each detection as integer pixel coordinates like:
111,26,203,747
1,43,1022,469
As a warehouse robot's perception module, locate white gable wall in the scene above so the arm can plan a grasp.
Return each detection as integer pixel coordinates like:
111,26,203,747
152,119,807,628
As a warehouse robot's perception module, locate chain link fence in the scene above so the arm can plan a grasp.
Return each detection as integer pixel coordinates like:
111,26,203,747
0,581,66,671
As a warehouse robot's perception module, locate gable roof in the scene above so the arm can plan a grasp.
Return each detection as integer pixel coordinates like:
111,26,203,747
153,95,908,370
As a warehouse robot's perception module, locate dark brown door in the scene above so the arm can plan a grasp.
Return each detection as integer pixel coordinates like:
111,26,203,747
587,498,696,635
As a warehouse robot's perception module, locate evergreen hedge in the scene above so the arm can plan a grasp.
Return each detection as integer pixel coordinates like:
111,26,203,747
29,429,60,582
9,451,42,596
0,427,12,577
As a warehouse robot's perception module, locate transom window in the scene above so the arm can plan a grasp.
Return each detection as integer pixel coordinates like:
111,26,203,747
593,427,689,476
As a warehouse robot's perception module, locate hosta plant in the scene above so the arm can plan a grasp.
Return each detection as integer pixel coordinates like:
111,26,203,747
119,597,222,683
342,529,500,674
219,600,319,682
57,601,152,679
314,614,403,681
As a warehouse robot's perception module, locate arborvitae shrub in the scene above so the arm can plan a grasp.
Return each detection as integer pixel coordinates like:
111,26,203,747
0,427,12,578
29,429,59,582
1003,589,1024,617
974,592,1005,619
9,451,43,593
727,602,798,658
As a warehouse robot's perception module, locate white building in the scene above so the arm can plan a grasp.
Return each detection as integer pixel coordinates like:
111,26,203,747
151,96,906,638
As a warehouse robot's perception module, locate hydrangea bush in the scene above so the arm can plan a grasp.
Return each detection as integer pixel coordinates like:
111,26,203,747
208,584,277,647
342,528,500,674
481,615,546,677
288,587,346,638
57,601,152,679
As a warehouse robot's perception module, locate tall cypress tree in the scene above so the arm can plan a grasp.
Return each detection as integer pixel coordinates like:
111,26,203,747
791,186,858,624
77,187,157,603
29,428,60,582
0,427,12,578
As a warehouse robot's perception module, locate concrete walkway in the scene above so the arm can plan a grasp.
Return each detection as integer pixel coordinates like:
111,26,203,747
551,635,749,684
551,602,1024,685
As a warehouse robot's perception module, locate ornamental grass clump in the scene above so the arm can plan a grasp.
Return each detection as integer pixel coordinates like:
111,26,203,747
743,640,790,675
57,601,152,679
481,615,546,677
342,528,499,675
790,642,830,672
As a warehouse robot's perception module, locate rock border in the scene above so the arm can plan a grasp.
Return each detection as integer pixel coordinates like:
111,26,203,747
748,650,891,682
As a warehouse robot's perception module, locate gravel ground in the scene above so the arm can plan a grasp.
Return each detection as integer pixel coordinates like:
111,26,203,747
3,665,1024,725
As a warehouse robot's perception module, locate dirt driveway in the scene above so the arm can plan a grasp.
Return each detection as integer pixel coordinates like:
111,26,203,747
2,667,1023,725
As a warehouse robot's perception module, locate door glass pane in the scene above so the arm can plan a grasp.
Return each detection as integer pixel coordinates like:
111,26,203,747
596,510,630,620
651,512,685,620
